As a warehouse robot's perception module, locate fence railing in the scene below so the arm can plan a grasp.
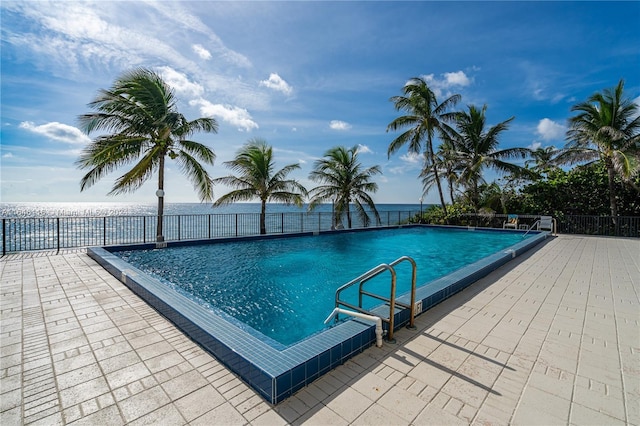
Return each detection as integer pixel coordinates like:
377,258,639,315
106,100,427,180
2,211,638,255
1,210,419,255
430,213,639,238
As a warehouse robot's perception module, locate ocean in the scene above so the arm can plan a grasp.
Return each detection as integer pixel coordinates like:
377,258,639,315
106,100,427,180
0,202,428,252
0,202,426,218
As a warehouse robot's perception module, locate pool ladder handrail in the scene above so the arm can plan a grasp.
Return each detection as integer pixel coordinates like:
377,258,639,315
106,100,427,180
331,255,417,342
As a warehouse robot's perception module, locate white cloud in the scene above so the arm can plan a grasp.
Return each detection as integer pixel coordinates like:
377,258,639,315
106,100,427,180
19,121,90,145
2,152,14,159
528,141,542,150
422,70,473,97
157,66,204,98
329,120,351,131
259,73,293,96
190,99,258,132
192,44,211,60
536,118,566,141
400,152,422,164
356,144,372,154
443,71,471,87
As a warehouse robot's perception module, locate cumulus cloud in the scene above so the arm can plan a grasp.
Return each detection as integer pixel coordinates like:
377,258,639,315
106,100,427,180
19,121,90,144
528,141,542,150
422,70,473,97
192,44,211,60
190,99,258,131
356,144,372,154
536,118,566,141
329,120,351,131
157,66,204,98
2,152,14,158
400,152,422,164
259,73,293,96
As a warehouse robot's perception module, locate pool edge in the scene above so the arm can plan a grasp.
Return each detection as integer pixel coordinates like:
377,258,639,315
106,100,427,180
88,225,550,404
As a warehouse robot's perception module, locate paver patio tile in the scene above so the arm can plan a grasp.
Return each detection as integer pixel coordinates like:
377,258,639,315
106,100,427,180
2,236,638,425
126,403,187,426
56,363,103,390
189,402,247,426
58,376,110,408
173,384,226,422
570,403,626,426
251,409,289,426
69,404,125,425
117,384,171,423
323,386,374,423
513,386,570,425
413,402,468,425
105,361,152,389
160,369,209,401
351,402,407,426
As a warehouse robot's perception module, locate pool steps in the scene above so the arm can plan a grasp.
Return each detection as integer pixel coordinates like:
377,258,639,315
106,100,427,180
333,255,418,342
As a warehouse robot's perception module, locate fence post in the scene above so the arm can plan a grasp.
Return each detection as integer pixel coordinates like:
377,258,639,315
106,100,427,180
235,214,238,237
208,215,212,239
56,218,60,254
281,213,284,234
2,219,5,256
103,217,106,246
178,216,181,240
143,216,147,243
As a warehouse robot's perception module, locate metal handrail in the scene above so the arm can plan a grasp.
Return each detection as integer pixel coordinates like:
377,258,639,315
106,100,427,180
333,256,417,342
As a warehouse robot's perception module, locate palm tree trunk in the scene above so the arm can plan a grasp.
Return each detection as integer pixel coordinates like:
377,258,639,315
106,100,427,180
427,138,447,215
448,179,455,205
156,155,165,242
260,199,267,234
606,161,618,221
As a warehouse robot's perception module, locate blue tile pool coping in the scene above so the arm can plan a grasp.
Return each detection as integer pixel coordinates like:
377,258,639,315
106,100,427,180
87,224,550,404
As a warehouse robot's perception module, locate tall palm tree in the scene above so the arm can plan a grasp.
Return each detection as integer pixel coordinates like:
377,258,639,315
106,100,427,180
525,146,559,177
448,104,529,211
213,138,307,234
387,76,460,214
420,140,461,205
558,79,640,217
308,146,381,229
76,68,217,242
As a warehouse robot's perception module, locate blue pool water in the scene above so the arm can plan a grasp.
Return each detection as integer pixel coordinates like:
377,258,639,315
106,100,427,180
116,227,532,346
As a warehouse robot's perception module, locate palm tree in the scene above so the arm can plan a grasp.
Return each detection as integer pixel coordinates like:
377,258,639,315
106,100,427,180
387,76,460,214
448,104,530,211
308,146,381,229
76,68,217,242
213,138,307,234
420,140,461,205
526,146,559,177
558,79,640,217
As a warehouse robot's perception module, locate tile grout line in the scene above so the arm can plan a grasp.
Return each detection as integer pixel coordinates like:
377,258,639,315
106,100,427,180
511,236,587,424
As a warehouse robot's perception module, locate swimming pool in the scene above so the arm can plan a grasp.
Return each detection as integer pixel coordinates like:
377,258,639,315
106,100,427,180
88,225,549,404
115,227,534,346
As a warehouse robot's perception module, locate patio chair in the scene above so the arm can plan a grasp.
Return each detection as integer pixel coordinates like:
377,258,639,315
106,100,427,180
503,214,519,229
537,215,554,233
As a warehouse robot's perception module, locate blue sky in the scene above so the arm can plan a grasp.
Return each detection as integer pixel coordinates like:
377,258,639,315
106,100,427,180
1,1,639,204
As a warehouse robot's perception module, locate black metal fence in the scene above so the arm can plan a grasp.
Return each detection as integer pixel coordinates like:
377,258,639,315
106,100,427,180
2,211,638,256
436,213,639,238
1,210,418,255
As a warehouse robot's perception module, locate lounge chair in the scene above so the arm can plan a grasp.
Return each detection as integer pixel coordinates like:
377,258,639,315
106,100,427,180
537,215,554,233
503,214,518,229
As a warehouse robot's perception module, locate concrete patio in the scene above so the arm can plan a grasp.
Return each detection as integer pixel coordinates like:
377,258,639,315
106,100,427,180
1,235,638,425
